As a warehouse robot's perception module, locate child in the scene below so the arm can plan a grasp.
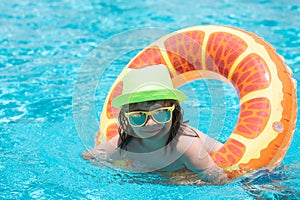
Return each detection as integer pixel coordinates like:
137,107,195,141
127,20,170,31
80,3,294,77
83,64,228,184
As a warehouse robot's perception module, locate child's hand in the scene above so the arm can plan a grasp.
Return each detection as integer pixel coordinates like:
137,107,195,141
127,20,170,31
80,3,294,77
82,149,108,163
82,151,95,161
197,166,230,185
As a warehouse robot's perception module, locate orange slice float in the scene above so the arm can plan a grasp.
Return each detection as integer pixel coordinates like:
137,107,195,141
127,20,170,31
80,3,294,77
95,25,297,178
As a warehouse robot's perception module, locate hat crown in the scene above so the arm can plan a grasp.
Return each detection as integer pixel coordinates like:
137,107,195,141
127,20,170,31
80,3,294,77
122,64,173,94
112,64,186,107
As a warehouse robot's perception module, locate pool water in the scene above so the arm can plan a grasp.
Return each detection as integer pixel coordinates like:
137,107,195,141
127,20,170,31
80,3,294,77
1,0,300,199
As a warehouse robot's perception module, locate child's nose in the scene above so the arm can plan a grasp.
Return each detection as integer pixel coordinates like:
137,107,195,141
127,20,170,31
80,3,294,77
145,115,157,126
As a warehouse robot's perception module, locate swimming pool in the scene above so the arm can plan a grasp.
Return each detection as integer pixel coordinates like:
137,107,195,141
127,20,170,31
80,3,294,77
1,0,299,199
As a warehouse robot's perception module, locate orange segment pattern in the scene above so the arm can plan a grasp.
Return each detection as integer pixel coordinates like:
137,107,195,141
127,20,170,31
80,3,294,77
164,31,205,74
241,128,288,171
234,97,271,139
128,46,167,69
106,81,122,119
231,53,271,98
206,32,248,77
212,138,246,168
95,123,119,145
106,123,119,141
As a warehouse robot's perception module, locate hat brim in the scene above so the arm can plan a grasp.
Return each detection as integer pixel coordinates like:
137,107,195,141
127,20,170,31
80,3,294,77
112,89,186,108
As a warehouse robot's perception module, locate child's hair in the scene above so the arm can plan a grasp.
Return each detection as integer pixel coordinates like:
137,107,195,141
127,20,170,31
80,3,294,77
118,100,183,151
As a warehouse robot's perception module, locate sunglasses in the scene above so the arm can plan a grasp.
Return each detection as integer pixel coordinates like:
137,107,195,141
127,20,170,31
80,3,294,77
124,104,175,127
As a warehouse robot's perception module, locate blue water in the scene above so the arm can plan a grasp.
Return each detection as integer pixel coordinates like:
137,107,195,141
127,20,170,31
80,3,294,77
1,0,300,199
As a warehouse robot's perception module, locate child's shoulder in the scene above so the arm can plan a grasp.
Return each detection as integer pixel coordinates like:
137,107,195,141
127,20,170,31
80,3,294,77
178,123,201,137
175,124,204,152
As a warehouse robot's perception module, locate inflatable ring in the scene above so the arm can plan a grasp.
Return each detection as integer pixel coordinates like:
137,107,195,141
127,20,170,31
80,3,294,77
96,25,297,178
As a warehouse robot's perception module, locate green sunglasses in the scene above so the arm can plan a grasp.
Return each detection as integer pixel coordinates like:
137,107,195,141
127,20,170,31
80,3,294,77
124,104,175,127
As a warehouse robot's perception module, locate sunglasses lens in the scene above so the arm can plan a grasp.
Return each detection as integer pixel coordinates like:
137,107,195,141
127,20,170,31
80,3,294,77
128,112,147,126
152,109,171,123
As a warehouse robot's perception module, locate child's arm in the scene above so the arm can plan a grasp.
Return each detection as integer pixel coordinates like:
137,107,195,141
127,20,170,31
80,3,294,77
178,136,229,184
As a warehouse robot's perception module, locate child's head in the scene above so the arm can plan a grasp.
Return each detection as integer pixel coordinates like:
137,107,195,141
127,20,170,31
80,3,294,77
118,99,183,150
111,64,186,150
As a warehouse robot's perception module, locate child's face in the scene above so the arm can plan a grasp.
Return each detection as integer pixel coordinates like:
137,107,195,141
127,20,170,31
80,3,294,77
126,100,172,140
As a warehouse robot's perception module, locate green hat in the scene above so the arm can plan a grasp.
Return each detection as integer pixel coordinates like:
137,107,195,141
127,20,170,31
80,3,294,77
112,64,186,108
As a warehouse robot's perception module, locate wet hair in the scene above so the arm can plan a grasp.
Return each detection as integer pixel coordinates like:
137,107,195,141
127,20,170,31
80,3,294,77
118,100,183,151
